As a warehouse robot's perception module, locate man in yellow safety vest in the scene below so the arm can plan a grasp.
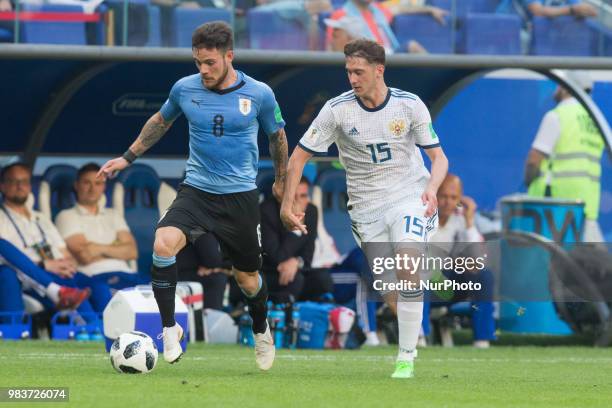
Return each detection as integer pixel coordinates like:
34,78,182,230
524,70,605,242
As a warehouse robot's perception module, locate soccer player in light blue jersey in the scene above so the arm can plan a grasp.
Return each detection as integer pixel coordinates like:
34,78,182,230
99,21,288,370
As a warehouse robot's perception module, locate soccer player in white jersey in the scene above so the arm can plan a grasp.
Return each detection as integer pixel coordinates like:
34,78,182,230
280,39,448,379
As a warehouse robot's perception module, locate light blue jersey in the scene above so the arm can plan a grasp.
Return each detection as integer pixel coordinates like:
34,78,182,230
160,71,285,194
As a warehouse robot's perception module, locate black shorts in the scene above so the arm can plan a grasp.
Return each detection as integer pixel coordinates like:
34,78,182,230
157,184,262,272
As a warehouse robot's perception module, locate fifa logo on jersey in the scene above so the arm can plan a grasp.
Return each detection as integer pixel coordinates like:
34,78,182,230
305,127,318,142
239,98,252,115
388,119,406,137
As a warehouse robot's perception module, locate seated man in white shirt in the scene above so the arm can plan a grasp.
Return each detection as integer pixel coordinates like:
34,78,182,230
0,162,92,314
425,174,496,348
55,163,141,311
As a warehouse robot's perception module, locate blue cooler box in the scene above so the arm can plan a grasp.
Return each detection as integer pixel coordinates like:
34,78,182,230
103,286,189,352
296,302,334,349
0,312,31,339
500,195,585,334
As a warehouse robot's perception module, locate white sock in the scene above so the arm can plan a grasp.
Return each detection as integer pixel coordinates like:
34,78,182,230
396,291,423,362
46,282,61,303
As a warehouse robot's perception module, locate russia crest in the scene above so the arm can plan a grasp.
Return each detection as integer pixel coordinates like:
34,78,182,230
239,98,251,115
388,119,406,137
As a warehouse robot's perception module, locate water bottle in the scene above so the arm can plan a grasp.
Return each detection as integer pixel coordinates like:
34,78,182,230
268,303,285,348
89,327,104,342
238,312,254,347
291,304,300,349
75,327,90,341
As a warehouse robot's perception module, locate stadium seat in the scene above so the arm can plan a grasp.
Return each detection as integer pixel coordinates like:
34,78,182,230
20,4,87,45
146,5,162,47
38,165,78,221
531,16,598,56
392,14,453,54
169,8,231,47
429,0,498,16
587,20,612,57
105,0,151,46
0,27,13,43
461,13,521,55
256,167,276,202
317,11,331,51
112,164,176,279
312,169,354,255
330,0,344,9
247,9,310,50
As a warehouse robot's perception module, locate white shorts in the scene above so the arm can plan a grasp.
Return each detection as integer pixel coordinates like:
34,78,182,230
351,201,438,246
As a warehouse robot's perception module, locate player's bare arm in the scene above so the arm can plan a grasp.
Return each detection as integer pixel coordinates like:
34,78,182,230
422,146,448,217
97,112,174,179
269,127,289,202
280,145,312,233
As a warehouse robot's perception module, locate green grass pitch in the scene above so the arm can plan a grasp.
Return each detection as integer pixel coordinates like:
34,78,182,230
1,341,611,407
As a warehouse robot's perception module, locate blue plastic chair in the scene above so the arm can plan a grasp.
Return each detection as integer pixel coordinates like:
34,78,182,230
38,164,78,221
20,4,87,45
392,14,453,53
170,8,231,47
531,16,597,56
114,164,162,280
462,13,521,55
315,169,354,254
247,9,310,50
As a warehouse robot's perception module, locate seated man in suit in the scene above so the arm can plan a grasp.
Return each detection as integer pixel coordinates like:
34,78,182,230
260,176,332,303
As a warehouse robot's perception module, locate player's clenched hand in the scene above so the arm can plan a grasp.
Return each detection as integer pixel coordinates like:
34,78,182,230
280,207,307,234
97,157,130,179
421,188,438,218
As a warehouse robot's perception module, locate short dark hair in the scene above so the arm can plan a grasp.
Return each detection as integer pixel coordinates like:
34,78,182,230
192,21,234,52
344,39,386,65
77,162,101,181
0,162,31,183
299,176,311,186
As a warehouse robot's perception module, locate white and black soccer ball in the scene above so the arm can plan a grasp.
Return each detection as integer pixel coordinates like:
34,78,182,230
109,331,158,374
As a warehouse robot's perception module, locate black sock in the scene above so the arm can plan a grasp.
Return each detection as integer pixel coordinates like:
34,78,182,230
245,277,269,334
151,263,178,328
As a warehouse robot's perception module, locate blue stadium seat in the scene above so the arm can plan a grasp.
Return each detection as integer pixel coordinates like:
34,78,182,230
587,20,612,57
317,11,331,51
429,0,498,17
461,13,521,55
170,8,231,47
314,169,354,255
20,4,87,45
392,14,453,53
146,5,162,47
331,0,344,9
38,165,78,221
531,16,597,56
105,0,151,46
247,9,310,50
256,168,276,202
0,27,13,43
113,164,162,279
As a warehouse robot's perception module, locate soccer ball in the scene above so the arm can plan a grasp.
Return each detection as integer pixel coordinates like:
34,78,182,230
109,331,158,374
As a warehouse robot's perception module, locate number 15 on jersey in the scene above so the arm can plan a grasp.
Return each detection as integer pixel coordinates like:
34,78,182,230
366,143,391,163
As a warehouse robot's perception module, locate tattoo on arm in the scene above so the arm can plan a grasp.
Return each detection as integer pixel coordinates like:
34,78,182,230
130,112,173,156
269,128,288,183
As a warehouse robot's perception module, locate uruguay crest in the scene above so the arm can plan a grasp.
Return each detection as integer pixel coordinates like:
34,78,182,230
239,98,251,115
388,119,407,137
